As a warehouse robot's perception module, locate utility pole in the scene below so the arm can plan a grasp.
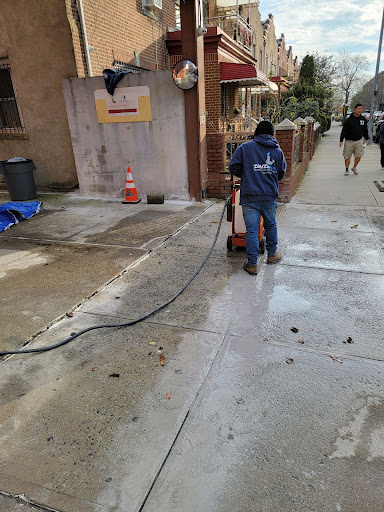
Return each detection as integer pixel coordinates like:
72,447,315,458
368,6,384,143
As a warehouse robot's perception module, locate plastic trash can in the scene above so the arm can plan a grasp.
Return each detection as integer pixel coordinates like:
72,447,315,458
0,159,37,201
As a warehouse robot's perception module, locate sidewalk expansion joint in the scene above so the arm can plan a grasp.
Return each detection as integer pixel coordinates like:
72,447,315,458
0,490,62,511
235,337,384,366
137,324,233,512
280,262,384,276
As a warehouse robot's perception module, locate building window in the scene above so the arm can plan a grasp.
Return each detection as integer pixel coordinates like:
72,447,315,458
0,62,24,133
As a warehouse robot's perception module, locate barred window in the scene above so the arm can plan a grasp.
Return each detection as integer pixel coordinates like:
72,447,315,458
0,62,24,133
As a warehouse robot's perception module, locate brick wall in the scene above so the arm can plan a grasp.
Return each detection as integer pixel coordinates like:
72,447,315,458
65,0,176,76
276,120,315,202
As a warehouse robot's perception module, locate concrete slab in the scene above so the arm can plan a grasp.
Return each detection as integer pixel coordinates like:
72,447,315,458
229,264,384,360
0,194,209,248
0,313,224,512
77,246,241,334
279,203,373,232
141,340,384,512
0,238,145,350
277,226,384,274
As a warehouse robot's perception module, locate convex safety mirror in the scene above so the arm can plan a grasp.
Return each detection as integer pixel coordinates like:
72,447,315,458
172,60,198,90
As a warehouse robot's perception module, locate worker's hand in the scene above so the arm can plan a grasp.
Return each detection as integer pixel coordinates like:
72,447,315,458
339,142,343,148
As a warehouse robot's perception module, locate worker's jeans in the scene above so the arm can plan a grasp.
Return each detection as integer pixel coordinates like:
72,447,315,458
242,200,278,266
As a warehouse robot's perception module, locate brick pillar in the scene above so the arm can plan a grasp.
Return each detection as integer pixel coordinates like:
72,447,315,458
305,116,315,159
275,118,296,203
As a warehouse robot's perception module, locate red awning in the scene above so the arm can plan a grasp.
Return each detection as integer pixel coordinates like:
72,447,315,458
219,63,268,85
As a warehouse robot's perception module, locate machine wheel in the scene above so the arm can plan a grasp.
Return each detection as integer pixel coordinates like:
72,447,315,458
227,235,233,251
259,237,266,254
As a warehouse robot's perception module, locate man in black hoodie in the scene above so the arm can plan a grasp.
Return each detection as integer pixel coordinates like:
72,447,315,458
229,120,286,275
339,103,369,176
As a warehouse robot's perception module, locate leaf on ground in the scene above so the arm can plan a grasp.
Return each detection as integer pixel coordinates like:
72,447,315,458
347,337,354,344
149,341,157,346
109,373,120,377
330,355,343,363
164,393,172,399
298,339,305,344
290,327,299,333
211,221,218,223
286,357,294,364
92,367,98,371
160,353,166,366
331,220,338,223
351,225,358,229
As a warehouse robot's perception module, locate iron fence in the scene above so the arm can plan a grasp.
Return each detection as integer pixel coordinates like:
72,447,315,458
224,131,254,170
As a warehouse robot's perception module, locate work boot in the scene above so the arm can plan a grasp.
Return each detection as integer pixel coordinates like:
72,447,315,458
267,252,283,264
243,262,258,275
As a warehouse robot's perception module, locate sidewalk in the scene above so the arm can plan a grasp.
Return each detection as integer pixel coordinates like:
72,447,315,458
0,123,384,512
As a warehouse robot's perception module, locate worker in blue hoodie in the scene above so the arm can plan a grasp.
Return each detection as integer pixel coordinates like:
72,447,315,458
229,120,286,275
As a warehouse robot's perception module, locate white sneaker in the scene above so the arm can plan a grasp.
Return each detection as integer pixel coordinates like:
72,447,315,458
344,170,349,176
351,168,358,175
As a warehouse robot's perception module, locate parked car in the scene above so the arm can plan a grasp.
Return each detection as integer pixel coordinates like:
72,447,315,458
362,110,371,120
373,111,383,122
372,113,384,143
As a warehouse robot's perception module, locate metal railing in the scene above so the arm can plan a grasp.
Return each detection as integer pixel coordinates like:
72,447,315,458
224,131,254,170
208,12,252,51
226,117,258,133
0,63,24,133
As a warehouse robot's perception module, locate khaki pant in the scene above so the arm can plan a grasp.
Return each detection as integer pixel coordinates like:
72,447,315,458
343,138,365,159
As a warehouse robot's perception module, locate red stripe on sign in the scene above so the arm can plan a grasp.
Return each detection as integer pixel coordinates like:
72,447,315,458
108,108,137,114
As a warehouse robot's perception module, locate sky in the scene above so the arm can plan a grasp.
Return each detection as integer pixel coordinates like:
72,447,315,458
259,0,384,77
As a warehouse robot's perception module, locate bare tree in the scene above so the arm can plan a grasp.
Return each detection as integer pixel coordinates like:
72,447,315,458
334,50,370,116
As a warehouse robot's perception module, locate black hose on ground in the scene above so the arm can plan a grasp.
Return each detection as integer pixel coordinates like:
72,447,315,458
0,199,230,356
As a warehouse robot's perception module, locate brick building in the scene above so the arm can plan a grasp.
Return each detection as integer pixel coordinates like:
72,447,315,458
0,0,177,189
167,1,299,198
1,0,300,199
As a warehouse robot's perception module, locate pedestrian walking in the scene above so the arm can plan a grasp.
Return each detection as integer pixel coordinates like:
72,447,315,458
339,103,369,176
379,122,384,169
228,120,286,276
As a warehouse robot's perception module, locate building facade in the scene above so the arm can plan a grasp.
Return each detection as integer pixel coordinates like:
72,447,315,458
0,0,176,189
1,0,299,198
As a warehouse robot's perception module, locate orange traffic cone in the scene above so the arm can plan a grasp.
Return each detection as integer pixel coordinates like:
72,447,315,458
122,167,141,204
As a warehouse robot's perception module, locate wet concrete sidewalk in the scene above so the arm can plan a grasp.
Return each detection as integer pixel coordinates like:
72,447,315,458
0,122,384,512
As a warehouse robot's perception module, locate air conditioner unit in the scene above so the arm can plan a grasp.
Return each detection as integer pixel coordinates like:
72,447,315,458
143,0,162,10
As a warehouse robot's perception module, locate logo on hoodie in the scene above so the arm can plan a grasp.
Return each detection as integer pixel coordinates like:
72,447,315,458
253,152,276,174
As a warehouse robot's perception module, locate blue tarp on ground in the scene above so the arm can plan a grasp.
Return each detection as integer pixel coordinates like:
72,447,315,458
0,201,42,232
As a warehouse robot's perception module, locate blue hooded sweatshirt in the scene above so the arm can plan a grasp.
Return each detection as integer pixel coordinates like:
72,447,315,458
228,134,286,204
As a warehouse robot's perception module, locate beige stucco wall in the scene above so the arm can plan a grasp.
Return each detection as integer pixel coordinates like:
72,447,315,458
263,15,278,77
0,0,78,189
248,4,264,69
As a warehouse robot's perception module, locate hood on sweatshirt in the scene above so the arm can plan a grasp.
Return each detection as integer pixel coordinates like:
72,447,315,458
253,134,279,148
